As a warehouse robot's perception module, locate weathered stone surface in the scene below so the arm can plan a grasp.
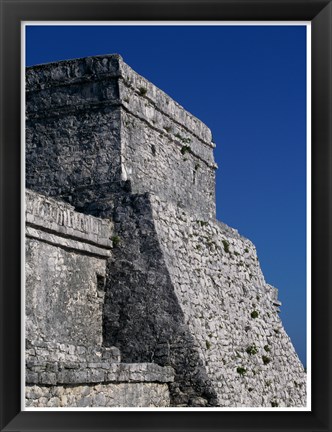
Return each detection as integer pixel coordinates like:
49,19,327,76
101,191,306,407
26,345,174,386
25,383,171,407
26,54,216,219
102,193,218,407
25,190,174,407
26,189,113,248
26,340,121,367
106,363,174,383
26,237,107,346
150,196,306,407
25,55,306,408
25,189,113,346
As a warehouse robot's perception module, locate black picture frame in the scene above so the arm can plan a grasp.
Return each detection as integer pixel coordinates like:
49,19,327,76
1,1,331,431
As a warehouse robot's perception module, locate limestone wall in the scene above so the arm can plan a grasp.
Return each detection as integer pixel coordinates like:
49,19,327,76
26,340,173,408
118,59,216,219
26,190,112,346
102,193,218,407
26,55,216,218
26,383,171,408
150,195,306,407
102,191,306,407
26,339,173,408
25,190,174,408
120,106,216,220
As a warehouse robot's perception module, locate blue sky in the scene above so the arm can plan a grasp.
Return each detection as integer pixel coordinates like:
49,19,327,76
26,25,307,366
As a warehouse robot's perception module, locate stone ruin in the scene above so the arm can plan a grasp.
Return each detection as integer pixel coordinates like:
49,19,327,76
25,54,306,408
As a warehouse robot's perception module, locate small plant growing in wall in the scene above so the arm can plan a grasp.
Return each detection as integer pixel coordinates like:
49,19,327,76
175,132,191,144
264,344,271,352
271,401,279,407
205,340,212,350
138,86,147,96
262,355,271,365
111,235,120,247
236,367,247,376
222,240,230,253
250,310,259,319
246,344,258,355
197,220,208,227
180,145,191,155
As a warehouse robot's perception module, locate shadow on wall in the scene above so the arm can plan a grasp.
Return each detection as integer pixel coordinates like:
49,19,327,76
102,192,218,407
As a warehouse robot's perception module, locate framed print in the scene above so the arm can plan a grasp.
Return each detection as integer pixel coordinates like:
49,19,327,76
1,1,331,431
23,23,309,411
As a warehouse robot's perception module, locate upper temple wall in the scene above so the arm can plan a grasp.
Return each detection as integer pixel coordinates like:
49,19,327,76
26,55,213,145
26,55,216,217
